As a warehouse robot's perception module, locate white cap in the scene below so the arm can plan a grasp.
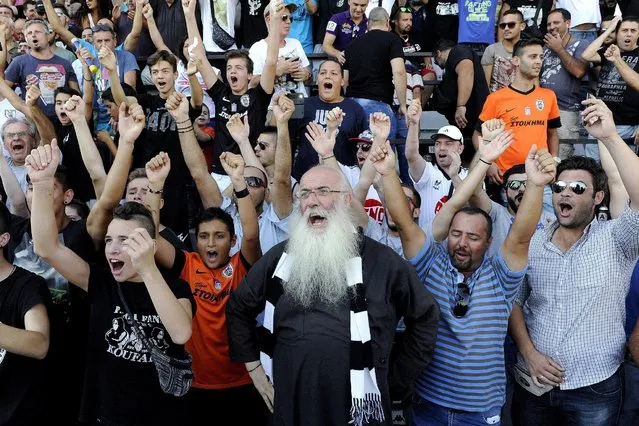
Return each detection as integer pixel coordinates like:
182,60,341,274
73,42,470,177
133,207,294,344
431,125,463,142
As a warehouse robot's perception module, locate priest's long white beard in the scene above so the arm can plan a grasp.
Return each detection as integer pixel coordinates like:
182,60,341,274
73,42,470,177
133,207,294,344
285,202,359,308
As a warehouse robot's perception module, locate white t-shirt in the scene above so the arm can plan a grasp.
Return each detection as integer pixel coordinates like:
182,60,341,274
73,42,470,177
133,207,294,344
339,163,385,224
365,0,395,17
249,38,310,97
222,196,291,256
411,162,470,231
199,0,239,52
556,0,601,27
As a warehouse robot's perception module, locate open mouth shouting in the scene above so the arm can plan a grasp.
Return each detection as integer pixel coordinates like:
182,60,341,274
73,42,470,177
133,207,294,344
108,258,126,277
205,250,218,265
558,201,573,218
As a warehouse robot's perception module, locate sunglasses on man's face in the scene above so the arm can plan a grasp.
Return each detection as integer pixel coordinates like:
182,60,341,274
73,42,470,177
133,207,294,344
280,14,291,22
551,180,587,195
257,141,269,151
245,176,267,188
398,6,412,13
507,179,526,191
356,143,371,152
453,282,470,318
499,22,518,29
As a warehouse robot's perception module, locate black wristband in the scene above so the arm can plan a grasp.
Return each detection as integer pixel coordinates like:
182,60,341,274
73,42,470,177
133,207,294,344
147,185,163,194
479,158,492,166
235,187,250,199
247,362,262,373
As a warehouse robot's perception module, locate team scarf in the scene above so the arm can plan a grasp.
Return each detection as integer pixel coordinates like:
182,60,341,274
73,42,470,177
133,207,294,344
257,251,385,426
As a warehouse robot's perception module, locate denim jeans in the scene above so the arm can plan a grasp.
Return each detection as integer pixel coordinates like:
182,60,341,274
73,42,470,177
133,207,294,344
619,360,639,426
513,367,623,426
570,29,598,45
412,396,501,426
351,97,398,137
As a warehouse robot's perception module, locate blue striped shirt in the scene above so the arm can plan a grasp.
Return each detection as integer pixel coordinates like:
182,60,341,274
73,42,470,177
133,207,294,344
410,238,526,411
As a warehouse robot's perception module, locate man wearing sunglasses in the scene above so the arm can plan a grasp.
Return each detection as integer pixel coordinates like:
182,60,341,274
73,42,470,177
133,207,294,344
249,2,311,96
482,10,525,93
377,121,556,425
510,98,639,426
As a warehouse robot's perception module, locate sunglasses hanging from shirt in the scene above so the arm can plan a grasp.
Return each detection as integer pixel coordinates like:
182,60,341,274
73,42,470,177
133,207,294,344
210,0,235,50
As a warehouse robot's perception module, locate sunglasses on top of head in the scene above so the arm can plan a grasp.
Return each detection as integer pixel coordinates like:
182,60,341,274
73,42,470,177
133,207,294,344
551,180,587,195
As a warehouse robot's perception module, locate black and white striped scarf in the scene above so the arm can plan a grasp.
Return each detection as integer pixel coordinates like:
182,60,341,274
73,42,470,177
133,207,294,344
257,251,385,426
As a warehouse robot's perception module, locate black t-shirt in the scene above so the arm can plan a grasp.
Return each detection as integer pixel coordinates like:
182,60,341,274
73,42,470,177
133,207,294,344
207,79,272,174
85,262,195,425
596,47,639,125
9,217,95,326
293,96,367,179
239,0,268,48
426,0,459,45
504,0,553,36
436,45,489,122
56,121,110,202
0,267,52,425
344,30,405,106
135,93,203,238
618,0,639,16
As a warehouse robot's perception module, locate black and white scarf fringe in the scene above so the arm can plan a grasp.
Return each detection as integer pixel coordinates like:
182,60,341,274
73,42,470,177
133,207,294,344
258,252,385,426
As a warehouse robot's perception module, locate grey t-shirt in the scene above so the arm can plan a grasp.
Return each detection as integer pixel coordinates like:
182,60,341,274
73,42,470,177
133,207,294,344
487,201,556,257
364,217,404,258
481,42,515,92
540,39,588,111
53,46,76,64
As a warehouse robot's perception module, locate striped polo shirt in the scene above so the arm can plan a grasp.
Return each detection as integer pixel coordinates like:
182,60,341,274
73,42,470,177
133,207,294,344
410,237,526,411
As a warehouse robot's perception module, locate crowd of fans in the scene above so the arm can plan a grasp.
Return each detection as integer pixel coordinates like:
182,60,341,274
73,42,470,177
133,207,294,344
0,0,638,425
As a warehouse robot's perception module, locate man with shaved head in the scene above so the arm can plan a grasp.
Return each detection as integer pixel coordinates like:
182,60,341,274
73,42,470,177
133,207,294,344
227,165,439,426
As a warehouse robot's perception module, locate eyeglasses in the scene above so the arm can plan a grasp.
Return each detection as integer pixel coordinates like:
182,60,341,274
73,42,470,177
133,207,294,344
352,25,360,38
281,14,291,22
453,281,470,318
296,187,348,200
245,176,267,188
4,131,29,139
356,143,371,152
551,180,587,195
398,6,412,13
257,141,268,151
499,22,518,29
506,179,526,190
